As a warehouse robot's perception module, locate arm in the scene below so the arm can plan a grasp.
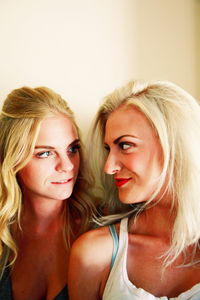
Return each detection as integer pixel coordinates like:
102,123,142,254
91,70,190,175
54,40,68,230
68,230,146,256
68,227,113,300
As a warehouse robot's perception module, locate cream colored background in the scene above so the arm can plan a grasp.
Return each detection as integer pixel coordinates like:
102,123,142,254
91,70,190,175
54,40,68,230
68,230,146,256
0,0,199,136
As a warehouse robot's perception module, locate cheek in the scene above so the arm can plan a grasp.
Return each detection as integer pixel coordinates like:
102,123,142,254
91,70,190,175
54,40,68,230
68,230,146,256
18,164,33,182
124,153,146,173
18,162,45,186
18,171,32,190
73,155,80,174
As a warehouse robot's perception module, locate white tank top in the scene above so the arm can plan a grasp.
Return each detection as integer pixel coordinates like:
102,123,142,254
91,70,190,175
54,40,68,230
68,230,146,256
103,218,200,300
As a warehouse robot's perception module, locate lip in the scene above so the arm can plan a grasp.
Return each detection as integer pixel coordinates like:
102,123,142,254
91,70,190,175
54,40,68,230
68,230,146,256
114,177,132,187
51,178,73,185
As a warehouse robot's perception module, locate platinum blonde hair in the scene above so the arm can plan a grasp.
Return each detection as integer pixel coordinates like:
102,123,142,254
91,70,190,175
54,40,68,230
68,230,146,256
0,86,95,264
89,80,200,267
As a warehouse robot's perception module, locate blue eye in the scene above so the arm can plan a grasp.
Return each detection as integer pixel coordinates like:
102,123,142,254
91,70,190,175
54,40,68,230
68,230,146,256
37,151,51,158
68,144,81,154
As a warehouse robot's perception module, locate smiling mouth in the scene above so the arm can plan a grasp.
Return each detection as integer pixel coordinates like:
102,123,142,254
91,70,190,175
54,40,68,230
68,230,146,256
115,178,132,187
51,179,72,184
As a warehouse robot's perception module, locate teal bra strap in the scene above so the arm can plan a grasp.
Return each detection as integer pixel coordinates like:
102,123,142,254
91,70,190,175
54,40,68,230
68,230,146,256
108,224,119,270
0,245,10,281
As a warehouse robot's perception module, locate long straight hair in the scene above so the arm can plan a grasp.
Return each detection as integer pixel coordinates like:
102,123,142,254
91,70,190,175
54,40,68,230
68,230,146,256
88,80,200,268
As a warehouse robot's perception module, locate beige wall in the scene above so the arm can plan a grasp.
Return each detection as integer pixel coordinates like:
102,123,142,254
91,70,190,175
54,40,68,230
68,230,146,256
133,0,198,98
195,0,200,99
0,0,199,135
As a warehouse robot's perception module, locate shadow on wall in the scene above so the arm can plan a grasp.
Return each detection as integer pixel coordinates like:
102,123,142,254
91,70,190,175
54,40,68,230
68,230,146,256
195,0,200,100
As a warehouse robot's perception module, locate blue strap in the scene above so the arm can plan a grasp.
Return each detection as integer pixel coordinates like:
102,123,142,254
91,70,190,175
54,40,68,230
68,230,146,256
108,224,119,270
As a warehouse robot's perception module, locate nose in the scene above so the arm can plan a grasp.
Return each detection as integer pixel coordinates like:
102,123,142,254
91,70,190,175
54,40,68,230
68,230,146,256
104,151,121,175
55,155,74,173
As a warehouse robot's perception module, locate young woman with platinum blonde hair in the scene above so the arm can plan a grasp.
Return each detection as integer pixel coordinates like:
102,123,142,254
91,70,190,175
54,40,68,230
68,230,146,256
0,86,95,300
68,80,200,299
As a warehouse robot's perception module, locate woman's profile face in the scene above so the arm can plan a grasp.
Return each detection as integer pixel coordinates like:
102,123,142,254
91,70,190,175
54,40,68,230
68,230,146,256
104,105,163,205
18,113,80,202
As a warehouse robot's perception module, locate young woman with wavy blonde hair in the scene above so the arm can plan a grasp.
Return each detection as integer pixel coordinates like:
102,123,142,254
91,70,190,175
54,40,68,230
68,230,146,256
0,86,95,300
69,80,200,299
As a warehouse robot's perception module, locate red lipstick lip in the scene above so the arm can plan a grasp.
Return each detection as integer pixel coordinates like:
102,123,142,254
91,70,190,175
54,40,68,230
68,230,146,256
115,178,131,187
51,178,72,185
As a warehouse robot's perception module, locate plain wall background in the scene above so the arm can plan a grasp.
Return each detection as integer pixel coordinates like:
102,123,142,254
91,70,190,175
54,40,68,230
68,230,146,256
0,0,199,137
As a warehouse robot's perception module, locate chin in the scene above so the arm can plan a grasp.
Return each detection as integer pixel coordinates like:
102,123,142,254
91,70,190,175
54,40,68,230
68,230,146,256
119,193,145,205
58,193,73,200
48,190,73,201
118,190,131,203
118,196,132,205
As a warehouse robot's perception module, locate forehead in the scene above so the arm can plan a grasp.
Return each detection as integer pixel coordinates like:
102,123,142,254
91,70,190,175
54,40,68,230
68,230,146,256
36,113,78,144
104,105,156,141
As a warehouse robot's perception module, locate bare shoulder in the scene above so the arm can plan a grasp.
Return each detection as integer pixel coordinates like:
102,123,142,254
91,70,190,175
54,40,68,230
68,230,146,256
70,225,113,267
68,225,115,300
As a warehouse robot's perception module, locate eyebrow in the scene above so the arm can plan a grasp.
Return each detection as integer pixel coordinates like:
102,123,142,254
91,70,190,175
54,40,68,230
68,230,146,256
35,138,80,149
104,135,138,145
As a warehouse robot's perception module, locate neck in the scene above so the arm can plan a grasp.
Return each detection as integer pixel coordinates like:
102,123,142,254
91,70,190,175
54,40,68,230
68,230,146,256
20,196,66,235
130,198,176,239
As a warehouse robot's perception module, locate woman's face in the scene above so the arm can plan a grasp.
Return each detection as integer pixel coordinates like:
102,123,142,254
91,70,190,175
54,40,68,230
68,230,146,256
104,105,163,205
18,114,80,202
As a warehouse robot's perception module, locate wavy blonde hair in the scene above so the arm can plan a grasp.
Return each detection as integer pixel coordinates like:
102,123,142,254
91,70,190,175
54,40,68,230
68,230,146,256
88,80,200,267
0,86,95,264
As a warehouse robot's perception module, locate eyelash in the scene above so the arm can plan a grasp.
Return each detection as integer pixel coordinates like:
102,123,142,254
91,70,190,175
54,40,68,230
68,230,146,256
104,145,110,151
36,144,81,158
36,151,52,158
104,142,136,152
119,142,135,150
67,144,81,154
